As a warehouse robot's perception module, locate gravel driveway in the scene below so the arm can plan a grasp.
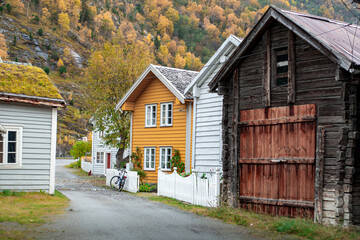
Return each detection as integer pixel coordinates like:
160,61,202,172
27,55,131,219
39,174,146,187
37,159,269,240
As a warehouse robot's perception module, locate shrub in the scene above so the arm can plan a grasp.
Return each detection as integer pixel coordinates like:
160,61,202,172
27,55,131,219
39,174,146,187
0,6,4,14
29,32,33,41
170,149,185,173
15,57,18,62
37,28,43,36
13,36,16,45
30,15,40,24
43,66,50,75
5,4,11,13
139,183,156,192
59,66,67,75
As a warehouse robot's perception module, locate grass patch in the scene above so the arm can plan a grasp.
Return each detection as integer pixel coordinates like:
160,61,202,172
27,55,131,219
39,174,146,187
139,194,360,240
65,160,80,169
0,190,69,239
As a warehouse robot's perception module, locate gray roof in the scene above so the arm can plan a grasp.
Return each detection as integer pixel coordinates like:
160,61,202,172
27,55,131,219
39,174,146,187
281,9,360,67
153,65,198,99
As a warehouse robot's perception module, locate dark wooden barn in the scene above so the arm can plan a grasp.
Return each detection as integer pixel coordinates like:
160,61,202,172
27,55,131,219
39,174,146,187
209,6,360,226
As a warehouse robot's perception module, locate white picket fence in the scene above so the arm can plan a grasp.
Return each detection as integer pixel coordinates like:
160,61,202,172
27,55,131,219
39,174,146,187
81,159,92,173
157,167,221,207
106,169,139,193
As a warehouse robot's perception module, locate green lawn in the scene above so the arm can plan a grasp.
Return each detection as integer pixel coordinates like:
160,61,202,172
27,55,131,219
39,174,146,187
0,190,69,239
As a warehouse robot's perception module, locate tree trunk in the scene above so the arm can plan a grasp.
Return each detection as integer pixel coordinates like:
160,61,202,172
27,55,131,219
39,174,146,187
116,147,125,169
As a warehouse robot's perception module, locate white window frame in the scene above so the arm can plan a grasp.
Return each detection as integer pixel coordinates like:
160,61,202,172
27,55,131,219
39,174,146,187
96,152,104,164
0,125,23,168
144,147,156,171
160,102,173,127
145,104,157,127
159,147,172,171
99,130,104,138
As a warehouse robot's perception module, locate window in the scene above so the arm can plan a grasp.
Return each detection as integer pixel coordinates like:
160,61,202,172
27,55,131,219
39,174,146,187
96,152,104,164
144,147,155,170
0,126,22,166
160,147,172,171
160,102,173,126
99,130,104,138
274,48,288,86
145,104,157,127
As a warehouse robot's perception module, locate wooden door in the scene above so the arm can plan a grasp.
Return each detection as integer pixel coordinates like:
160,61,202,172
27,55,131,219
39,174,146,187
239,104,316,217
106,153,111,169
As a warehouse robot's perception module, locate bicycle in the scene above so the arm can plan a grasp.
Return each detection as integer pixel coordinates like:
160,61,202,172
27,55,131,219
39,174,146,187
110,168,127,191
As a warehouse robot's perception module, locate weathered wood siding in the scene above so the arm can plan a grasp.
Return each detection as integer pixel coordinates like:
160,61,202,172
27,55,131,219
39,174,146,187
0,102,53,191
221,21,351,225
92,130,119,175
131,76,192,183
194,64,223,173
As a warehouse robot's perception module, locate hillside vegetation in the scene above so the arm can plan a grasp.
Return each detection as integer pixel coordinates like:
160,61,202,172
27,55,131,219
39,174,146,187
0,0,359,155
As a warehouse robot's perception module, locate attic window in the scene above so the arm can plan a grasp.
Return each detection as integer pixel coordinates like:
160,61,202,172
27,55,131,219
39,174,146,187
275,48,288,86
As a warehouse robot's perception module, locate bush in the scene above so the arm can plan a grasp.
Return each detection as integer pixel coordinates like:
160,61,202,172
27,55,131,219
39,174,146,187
43,66,50,75
65,161,81,169
139,183,157,192
37,28,43,36
59,66,67,75
29,32,33,41
30,15,40,24
6,4,11,13
0,6,4,14
70,141,91,159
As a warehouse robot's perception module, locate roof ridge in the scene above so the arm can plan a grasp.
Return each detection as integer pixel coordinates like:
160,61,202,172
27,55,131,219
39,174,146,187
152,64,199,73
280,8,356,27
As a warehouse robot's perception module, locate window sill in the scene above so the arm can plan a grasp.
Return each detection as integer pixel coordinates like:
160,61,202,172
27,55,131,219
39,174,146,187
0,164,23,169
145,126,157,128
144,169,156,171
160,125,173,127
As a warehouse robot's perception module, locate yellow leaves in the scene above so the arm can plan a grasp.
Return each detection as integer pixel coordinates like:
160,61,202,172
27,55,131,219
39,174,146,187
41,7,51,24
157,44,171,65
57,59,64,68
63,47,72,65
8,0,24,14
157,15,174,36
119,21,137,43
0,33,8,60
58,12,70,32
58,0,67,12
165,7,179,22
174,54,186,69
184,52,203,71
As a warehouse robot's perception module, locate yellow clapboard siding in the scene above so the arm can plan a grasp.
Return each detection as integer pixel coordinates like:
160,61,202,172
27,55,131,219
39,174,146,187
129,77,192,183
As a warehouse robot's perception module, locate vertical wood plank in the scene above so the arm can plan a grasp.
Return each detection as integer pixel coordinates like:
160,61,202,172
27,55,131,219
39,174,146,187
263,30,271,107
288,31,296,104
314,127,325,223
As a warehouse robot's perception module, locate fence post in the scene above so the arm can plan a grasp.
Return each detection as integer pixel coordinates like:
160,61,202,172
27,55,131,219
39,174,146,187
173,167,177,199
215,168,221,206
192,169,197,205
157,167,162,196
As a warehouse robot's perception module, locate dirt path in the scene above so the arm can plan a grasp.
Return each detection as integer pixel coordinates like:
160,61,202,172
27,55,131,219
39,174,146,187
36,160,270,240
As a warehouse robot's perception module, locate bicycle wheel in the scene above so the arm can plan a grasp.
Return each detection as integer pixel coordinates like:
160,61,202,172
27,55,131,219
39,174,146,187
119,177,126,192
110,176,120,191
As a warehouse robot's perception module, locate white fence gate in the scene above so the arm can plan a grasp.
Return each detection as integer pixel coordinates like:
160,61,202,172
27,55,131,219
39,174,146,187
157,167,221,207
106,169,139,193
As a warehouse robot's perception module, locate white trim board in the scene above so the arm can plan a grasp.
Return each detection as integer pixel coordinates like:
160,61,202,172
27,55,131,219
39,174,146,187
49,107,57,194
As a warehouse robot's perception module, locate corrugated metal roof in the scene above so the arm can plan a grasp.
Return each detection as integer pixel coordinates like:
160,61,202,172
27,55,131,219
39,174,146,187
281,9,360,67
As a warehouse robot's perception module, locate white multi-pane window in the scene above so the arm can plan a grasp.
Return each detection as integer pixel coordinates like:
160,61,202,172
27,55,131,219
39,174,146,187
160,102,173,126
96,152,104,164
160,147,172,171
145,104,157,127
144,147,155,170
0,126,23,166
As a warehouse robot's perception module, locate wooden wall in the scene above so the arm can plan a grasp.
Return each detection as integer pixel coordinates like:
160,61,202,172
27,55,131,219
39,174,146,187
220,21,358,225
131,76,191,183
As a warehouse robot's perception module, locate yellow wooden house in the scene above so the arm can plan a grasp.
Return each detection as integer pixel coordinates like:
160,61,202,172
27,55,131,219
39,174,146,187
116,64,198,183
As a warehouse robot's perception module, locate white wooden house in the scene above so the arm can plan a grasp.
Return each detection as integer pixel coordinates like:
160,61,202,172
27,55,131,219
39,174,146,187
0,62,65,194
184,35,241,174
91,128,121,176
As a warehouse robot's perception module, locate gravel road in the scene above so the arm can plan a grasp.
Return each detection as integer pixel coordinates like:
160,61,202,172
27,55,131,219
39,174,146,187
36,159,270,240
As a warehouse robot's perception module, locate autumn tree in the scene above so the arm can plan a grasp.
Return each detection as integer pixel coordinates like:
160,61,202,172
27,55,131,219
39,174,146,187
0,33,8,60
58,12,70,31
86,41,153,168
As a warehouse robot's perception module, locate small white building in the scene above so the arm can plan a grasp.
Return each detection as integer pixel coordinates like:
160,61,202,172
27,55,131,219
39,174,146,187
184,35,242,174
91,128,120,176
0,62,65,194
